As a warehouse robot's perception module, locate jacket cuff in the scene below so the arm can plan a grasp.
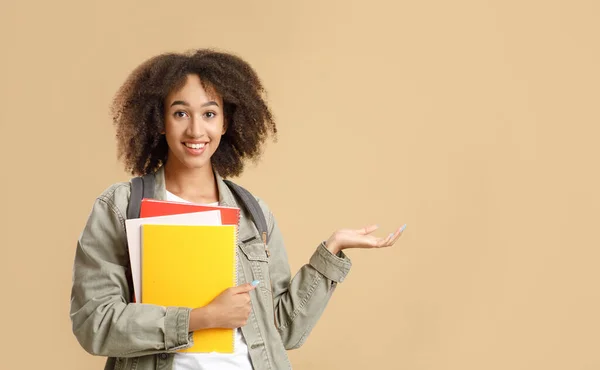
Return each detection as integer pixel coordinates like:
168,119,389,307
309,242,352,283
164,306,192,350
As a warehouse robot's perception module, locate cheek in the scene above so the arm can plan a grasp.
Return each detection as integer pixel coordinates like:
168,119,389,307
209,120,226,137
163,120,181,146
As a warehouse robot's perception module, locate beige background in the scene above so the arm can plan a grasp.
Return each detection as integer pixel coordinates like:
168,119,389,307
1,0,599,369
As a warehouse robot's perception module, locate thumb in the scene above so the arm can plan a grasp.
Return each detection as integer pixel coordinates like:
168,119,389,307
234,280,260,294
355,224,379,235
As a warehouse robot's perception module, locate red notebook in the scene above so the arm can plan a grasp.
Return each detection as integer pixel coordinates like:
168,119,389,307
140,198,241,226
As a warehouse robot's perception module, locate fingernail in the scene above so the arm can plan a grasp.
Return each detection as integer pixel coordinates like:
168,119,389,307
251,280,260,286
400,224,407,232
389,233,394,238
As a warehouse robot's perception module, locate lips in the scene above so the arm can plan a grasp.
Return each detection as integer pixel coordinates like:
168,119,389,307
182,141,208,156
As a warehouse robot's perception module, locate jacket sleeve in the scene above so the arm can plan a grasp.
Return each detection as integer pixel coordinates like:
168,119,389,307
259,200,352,350
69,184,193,358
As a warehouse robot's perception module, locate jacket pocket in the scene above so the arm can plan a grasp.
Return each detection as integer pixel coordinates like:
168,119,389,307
239,242,269,262
238,242,278,330
238,242,271,291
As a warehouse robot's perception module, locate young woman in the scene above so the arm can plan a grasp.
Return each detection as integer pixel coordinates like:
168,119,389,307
70,48,405,370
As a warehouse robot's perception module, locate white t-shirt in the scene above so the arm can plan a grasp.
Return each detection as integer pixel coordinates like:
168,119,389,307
165,190,253,370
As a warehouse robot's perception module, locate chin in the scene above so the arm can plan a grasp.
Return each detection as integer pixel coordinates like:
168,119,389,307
166,150,214,172
183,159,212,171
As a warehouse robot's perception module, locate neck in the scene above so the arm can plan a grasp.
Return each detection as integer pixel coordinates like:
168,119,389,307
163,160,219,204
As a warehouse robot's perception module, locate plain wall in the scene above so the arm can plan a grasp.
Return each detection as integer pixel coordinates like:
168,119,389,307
1,0,599,369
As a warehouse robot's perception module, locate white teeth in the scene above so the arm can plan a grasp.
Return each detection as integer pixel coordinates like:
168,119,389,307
185,143,206,149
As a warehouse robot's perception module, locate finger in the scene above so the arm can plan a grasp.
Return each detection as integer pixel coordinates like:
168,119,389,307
376,228,402,248
389,224,407,245
355,224,379,235
378,224,406,247
233,280,260,294
230,284,250,294
376,232,395,248
362,233,394,248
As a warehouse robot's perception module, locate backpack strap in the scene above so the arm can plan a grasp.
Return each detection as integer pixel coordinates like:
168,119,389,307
223,179,270,247
124,173,155,303
127,173,156,219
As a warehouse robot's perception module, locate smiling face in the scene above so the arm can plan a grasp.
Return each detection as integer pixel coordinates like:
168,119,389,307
163,74,226,174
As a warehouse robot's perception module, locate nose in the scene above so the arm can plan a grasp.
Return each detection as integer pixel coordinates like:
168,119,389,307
186,115,205,138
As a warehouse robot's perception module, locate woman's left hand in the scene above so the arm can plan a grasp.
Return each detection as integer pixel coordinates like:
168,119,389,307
325,224,406,255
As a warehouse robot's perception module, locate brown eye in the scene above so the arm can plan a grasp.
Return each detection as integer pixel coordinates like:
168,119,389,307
174,111,188,118
204,111,216,119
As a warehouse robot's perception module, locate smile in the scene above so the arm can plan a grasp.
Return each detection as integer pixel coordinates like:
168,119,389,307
184,142,207,149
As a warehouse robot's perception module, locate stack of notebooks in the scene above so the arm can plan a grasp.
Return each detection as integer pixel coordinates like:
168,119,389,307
124,199,241,354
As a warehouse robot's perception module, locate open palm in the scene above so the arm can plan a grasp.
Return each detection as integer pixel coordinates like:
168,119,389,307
325,224,406,254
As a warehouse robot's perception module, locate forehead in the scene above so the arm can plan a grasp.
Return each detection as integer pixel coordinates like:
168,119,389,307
166,74,222,104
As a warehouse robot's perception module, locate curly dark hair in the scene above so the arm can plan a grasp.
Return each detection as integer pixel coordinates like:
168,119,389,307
109,48,277,178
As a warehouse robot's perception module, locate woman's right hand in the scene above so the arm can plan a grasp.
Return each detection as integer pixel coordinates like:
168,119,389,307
189,281,259,331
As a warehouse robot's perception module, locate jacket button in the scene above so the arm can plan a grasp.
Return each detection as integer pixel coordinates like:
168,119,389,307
159,353,168,360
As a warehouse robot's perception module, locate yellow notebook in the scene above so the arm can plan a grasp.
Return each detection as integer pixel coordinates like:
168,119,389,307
141,224,237,353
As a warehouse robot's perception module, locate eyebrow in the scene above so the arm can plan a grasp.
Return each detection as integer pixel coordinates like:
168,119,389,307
170,100,220,108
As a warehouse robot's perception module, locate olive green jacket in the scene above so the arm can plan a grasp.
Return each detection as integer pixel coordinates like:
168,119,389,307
69,166,352,369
